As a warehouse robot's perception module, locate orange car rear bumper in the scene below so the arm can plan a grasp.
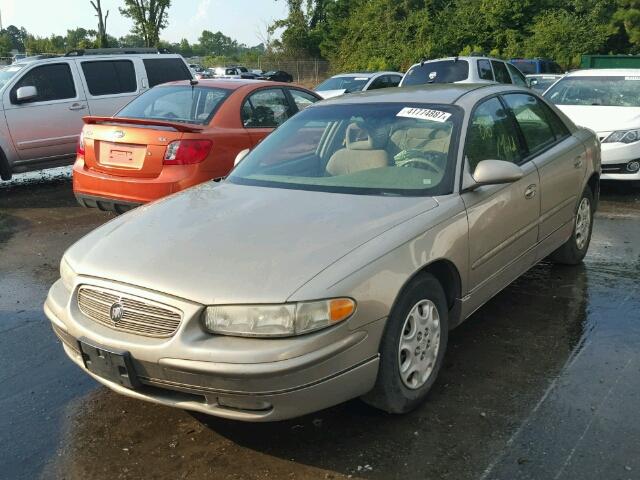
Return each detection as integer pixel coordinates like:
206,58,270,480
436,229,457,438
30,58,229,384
73,157,214,211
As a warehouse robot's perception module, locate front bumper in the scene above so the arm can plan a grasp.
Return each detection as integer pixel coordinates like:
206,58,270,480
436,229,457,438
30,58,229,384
600,141,640,181
45,278,384,421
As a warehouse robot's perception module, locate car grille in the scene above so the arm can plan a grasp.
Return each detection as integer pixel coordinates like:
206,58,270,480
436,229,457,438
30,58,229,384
77,286,183,338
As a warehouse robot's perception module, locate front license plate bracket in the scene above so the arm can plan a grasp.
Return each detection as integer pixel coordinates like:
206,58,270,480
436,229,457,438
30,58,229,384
78,339,140,389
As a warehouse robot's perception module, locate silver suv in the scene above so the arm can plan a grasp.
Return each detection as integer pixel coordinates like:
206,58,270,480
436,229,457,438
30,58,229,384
401,56,527,87
0,48,193,180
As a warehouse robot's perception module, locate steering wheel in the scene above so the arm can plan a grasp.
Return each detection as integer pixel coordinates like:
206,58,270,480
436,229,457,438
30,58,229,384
398,151,446,175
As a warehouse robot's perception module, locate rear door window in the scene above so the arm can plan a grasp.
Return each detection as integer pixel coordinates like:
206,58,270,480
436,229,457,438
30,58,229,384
491,61,512,84
11,63,76,103
388,75,402,87
403,60,469,85
478,60,494,81
142,58,192,87
506,63,527,87
502,93,556,156
242,88,292,128
288,89,319,112
81,60,137,96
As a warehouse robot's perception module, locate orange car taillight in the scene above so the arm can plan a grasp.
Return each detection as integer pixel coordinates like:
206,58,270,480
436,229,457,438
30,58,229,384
163,140,212,165
76,131,85,157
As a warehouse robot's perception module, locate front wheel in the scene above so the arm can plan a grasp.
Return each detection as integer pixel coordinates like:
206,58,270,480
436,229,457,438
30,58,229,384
549,187,594,265
362,273,448,414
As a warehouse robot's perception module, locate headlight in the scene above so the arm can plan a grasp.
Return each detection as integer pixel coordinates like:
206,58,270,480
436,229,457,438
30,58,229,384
603,129,640,144
60,257,76,291
203,298,356,337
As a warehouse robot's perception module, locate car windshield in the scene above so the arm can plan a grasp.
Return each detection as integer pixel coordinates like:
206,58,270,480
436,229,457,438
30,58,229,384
402,60,469,86
545,76,640,107
316,76,370,92
528,76,559,93
116,85,231,125
229,103,460,196
0,64,25,89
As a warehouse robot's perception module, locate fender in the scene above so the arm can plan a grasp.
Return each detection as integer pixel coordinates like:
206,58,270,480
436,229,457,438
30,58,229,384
0,114,18,180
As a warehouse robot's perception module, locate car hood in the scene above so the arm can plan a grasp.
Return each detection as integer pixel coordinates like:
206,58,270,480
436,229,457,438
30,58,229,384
316,89,347,99
554,105,640,133
65,182,439,305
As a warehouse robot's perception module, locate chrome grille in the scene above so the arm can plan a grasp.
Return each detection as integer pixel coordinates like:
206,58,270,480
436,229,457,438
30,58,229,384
78,286,182,338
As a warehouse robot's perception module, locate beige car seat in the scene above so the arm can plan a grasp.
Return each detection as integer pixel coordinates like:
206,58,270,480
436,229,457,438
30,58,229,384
326,123,391,176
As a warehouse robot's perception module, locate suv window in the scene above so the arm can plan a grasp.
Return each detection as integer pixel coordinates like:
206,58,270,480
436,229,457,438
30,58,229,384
403,60,469,85
503,93,556,156
506,63,527,87
288,89,319,111
142,58,192,88
81,60,136,96
388,75,402,87
368,76,387,90
491,61,512,84
478,60,494,81
466,97,521,171
242,88,292,128
11,63,76,103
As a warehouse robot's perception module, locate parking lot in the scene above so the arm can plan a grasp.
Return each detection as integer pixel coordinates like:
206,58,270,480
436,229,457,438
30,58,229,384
0,170,638,480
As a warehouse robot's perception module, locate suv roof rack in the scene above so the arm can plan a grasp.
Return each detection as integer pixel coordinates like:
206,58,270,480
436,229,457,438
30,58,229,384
65,47,160,57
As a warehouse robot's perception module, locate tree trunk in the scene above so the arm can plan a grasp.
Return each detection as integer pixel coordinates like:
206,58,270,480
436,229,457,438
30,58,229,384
90,0,109,48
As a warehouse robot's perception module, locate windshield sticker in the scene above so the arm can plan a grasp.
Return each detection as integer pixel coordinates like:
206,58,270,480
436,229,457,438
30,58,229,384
428,71,437,80
354,77,369,81
397,107,452,123
625,76,640,81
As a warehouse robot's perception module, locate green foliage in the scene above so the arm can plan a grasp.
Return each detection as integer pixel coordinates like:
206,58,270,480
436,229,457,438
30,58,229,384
273,0,640,70
119,0,171,47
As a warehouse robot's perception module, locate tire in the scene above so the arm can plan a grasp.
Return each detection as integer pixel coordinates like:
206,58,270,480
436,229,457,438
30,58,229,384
0,148,11,181
549,186,594,265
362,273,448,414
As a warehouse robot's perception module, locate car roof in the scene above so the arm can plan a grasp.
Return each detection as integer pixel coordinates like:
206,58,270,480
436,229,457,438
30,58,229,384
315,83,507,106
330,71,402,79
14,53,184,67
565,68,640,77
159,78,299,90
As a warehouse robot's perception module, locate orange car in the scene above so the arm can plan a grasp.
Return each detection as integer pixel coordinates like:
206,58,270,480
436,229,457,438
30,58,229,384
73,79,321,212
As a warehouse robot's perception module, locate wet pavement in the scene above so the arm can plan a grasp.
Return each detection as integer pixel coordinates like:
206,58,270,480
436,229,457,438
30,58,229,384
0,172,639,480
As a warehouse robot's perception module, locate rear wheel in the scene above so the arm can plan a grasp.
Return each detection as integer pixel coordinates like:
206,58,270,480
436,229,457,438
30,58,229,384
362,273,448,414
549,187,594,265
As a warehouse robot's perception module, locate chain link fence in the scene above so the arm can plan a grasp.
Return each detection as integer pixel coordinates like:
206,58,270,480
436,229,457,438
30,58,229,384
247,59,330,88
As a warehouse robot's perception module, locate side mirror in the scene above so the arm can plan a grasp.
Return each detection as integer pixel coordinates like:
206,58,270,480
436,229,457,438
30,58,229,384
234,148,250,166
16,86,38,103
463,159,524,192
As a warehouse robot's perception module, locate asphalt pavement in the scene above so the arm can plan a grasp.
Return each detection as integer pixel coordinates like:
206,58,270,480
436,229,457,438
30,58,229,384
1,169,639,480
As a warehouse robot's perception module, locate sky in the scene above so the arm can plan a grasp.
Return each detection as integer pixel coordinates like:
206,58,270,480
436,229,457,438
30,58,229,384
0,0,288,46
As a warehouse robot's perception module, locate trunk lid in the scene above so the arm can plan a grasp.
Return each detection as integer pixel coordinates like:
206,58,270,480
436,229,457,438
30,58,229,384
81,117,204,178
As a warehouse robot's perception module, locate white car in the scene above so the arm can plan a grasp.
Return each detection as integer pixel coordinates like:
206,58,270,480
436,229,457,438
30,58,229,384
401,56,527,88
545,69,640,182
315,72,403,99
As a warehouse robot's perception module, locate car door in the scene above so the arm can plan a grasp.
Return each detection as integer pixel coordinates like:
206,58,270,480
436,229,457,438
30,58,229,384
3,61,87,161
461,95,541,310
241,88,296,146
501,93,586,260
78,58,141,117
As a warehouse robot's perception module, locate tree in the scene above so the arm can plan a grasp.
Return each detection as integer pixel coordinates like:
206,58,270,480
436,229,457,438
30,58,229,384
65,28,97,51
119,0,171,47
90,0,110,48
198,30,239,56
0,34,13,56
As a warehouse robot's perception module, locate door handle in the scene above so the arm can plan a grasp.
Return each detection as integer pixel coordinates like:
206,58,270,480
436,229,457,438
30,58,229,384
524,184,537,200
574,156,584,169
69,103,87,111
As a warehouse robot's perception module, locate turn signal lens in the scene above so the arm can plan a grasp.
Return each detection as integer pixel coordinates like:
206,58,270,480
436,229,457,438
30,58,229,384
164,139,212,165
329,298,356,323
76,131,85,157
